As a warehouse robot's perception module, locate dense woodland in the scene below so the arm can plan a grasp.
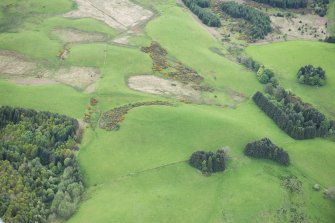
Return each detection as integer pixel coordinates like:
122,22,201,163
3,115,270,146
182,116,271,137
244,138,290,166
182,0,221,27
251,0,308,9
253,89,334,139
0,106,83,222
297,65,326,86
189,149,226,175
220,2,272,39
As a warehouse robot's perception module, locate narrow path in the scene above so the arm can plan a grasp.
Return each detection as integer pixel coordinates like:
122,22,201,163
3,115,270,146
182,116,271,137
86,0,127,29
98,159,188,185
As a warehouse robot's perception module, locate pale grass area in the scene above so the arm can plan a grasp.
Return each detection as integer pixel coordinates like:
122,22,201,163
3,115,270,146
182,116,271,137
52,28,108,43
64,0,153,31
128,75,201,100
0,50,100,92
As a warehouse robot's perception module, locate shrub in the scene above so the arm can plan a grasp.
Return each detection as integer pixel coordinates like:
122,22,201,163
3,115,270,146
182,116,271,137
257,65,274,84
297,65,326,86
324,187,335,200
325,36,335,43
189,149,227,174
244,138,290,166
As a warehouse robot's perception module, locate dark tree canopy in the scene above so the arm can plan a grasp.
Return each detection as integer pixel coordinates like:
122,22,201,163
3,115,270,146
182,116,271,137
244,138,290,166
189,149,226,174
0,106,83,223
220,2,272,39
182,0,221,27
253,90,334,139
251,0,308,9
297,65,326,86
312,0,329,17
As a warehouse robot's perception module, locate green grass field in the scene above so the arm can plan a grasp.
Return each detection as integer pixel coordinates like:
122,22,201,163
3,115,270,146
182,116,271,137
0,0,334,222
246,41,335,118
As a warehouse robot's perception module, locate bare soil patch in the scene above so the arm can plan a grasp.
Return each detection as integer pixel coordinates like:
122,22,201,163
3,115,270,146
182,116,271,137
113,36,130,45
64,0,153,31
52,28,108,43
38,66,100,91
128,75,201,101
0,51,36,75
265,14,327,42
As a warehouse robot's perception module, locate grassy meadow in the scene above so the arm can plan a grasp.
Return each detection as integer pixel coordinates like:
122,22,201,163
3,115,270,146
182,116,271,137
246,41,335,118
0,0,334,222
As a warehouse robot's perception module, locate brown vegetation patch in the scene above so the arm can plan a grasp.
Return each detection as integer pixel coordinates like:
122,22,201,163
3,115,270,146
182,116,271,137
64,0,153,31
141,42,204,84
52,28,108,43
100,101,173,131
0,51,36,75
128,75,201,101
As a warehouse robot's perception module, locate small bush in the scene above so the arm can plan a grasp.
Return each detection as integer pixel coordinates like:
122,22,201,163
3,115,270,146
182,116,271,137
324,187,335,200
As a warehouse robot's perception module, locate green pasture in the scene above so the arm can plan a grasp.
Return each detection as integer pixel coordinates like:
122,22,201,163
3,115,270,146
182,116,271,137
246,41,335,118
0,0,334,222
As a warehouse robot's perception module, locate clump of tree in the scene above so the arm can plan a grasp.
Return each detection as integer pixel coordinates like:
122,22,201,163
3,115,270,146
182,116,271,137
297,65,326,86
257,65,277,84
189,149,227,175
237,55,261,71
244,138,290,166
220,2,272,39
0,106,83,222
312,0,329,17
253,89,335,139
237,56,279,85
182,0,221,27
251,0,308,9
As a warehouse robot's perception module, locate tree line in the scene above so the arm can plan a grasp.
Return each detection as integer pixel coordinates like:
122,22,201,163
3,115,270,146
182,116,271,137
189,149,226,175
182,0,221,27
253,90,334,139
251,0,308,9
220,1,272,39
244,138,290,166
0,106,83,222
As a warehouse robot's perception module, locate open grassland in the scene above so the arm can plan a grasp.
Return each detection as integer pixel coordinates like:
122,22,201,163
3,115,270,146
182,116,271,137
0,0,334,222
328,0,335,36
246,41,335,118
